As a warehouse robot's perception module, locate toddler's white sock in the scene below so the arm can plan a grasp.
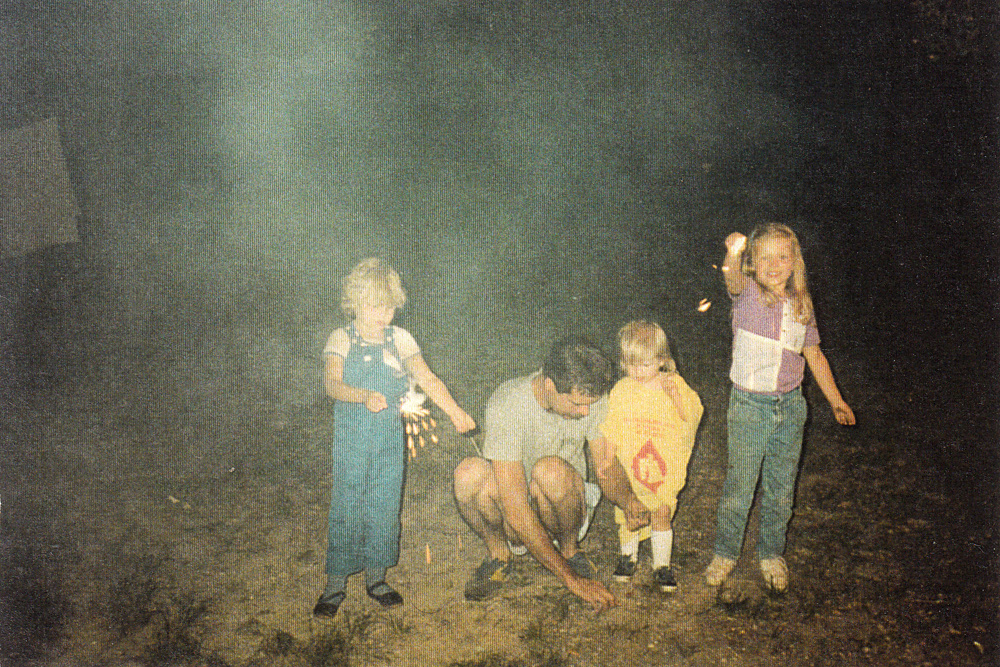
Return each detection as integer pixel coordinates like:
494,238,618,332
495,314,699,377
651,529,673,569
621,534,640,561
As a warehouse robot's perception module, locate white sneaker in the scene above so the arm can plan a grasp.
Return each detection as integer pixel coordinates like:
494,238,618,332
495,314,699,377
760,556,789,593
704,555,736,586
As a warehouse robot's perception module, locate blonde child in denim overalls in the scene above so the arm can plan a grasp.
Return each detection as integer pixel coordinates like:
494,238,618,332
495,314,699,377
314,258,476,618
706,224,855,593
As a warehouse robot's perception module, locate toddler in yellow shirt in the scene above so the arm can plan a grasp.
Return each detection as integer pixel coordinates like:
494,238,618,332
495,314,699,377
599,320,703,591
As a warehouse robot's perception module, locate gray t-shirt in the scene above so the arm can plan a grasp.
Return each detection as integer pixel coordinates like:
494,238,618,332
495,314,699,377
482,371,608,480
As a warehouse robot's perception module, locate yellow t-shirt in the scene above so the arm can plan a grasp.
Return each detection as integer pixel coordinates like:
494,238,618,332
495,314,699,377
599,374,703,519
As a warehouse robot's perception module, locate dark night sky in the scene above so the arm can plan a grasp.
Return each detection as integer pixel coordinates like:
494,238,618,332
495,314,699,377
0,1,996,444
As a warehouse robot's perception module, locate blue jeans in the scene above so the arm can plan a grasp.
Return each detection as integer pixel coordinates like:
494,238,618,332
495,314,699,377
713,386,807,561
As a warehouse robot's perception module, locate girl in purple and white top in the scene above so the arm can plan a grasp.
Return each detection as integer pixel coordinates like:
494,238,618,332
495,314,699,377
705,223,856,593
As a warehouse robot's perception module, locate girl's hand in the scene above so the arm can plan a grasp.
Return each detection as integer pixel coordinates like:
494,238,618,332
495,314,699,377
364,391,388,413
831,401,856,426
448,408,477,435
725,232,747,255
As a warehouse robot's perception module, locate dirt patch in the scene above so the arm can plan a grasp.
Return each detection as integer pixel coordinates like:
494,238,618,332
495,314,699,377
1,350,996,667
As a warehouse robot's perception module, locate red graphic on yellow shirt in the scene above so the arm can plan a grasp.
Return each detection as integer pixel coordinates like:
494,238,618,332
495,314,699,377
631,439,666,493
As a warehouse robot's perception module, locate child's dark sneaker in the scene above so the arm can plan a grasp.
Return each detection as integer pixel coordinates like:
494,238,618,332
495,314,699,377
566,552,597,580
464,557,512,601
653,566,678,592
613,555,637,582
313,590,346,618
366,582,403,608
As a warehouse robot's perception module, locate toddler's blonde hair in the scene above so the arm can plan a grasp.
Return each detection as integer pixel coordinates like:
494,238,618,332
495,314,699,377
618,320,676,373
743,223,815,324
340,257,406,318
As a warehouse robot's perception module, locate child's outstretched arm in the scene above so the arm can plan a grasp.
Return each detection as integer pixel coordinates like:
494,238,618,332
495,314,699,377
405,354,477,433
323,354,388,412
802,345,856,425
659,372,688,422
722,232,748,295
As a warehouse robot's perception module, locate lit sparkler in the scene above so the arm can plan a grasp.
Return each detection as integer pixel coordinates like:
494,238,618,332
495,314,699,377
400,387,439,459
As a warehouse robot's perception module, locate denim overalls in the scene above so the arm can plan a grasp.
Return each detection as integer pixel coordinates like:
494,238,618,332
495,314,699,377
325,323,410,578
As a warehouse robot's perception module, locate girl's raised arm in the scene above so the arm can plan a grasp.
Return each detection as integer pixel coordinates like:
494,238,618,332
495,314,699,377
722,232,748,295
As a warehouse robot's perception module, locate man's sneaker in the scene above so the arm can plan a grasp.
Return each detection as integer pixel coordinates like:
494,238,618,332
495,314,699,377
760,556,789,593
566,552,597,580
613,555,637,582
464,557,512,601
705,555,736,586
653,566,678,593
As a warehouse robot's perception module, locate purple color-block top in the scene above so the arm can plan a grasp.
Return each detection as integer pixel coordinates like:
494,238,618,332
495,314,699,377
730,280,820,396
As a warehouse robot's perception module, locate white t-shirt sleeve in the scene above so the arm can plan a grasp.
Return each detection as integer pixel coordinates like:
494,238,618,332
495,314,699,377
392,326,421,360
322,328,350,358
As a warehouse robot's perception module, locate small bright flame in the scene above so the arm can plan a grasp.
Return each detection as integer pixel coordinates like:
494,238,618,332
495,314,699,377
400,387,429,418
697,299,712,312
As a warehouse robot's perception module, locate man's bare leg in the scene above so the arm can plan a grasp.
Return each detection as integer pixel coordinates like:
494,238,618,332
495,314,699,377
529,456,586,558
453,456,511,560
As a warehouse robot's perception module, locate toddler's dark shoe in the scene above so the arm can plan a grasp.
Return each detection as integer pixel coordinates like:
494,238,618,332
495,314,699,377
366,582,403,608
653,566,678,593
613,555,637,582
313,591,346,618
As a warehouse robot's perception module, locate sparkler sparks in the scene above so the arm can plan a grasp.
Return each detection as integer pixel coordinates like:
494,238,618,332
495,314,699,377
400,387,439,459
400,387,429,419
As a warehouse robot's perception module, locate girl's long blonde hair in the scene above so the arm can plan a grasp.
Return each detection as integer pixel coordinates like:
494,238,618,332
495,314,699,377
743,223,814,324
340,257,407,318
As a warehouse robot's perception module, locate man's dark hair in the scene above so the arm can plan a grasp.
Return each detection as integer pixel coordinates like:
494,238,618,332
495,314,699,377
541,336,615,398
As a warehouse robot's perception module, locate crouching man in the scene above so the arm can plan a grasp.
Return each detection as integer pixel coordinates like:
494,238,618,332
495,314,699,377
453,337,649,612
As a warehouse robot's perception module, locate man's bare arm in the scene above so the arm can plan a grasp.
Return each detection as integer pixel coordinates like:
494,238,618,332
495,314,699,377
590,436,650,532
493,460,617,611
